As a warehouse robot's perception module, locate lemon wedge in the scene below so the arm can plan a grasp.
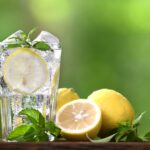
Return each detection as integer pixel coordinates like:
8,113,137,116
3,48,48,94
56,99,102,140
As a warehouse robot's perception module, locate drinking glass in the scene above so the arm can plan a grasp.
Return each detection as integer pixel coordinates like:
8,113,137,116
0,31,61,140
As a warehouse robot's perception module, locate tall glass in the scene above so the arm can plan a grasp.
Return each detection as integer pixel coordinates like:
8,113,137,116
0,31,61,140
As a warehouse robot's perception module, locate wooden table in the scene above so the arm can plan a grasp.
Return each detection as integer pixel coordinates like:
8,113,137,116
0,142,150,150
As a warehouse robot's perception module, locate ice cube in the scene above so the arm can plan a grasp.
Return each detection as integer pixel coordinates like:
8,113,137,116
33,31,60,50
0,42,3,50
2,30,25,45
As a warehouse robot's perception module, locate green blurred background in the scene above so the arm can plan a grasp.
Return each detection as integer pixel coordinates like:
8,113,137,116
0,0,150,134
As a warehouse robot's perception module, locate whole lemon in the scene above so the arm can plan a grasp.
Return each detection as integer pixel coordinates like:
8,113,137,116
56,88,80,112
88,89,134,135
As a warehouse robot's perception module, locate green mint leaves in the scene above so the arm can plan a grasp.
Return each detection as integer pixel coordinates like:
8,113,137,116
88,112,150,142
33,41,50,51
19,108,45,128
87,133,116,143
7,108,61,142
6,28,51,51
143,131,150,141
7,125,35,142
45,121,61,137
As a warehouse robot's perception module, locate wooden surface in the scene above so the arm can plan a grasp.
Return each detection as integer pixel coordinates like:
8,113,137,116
0,142,150,150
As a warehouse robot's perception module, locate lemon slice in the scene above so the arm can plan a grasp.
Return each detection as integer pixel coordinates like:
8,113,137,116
56,99,102,140
3,48,48,94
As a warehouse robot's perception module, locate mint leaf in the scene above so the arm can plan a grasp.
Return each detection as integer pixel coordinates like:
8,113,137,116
125,130,142,142
27,27,38,40
115,121,132,142
143,131,150,141
45,121,61,138
7,124,35,141
34,130,49,142
133,112,146,127
33,41,50,51
30,124,49,141
117,121,132,133
19,108,45,128
7,44,22,48
87,133,116,143
8,36,23,41
7,124,49,142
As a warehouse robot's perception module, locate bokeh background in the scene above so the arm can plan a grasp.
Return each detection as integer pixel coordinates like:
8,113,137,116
0,0,150,135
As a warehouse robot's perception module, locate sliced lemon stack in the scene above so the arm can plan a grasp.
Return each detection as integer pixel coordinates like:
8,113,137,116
56,99,102,140
3,48,48,94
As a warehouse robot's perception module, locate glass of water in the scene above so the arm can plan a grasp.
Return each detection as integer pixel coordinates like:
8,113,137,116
0,30,61,140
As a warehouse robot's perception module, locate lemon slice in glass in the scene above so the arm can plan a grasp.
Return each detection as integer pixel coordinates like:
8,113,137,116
56,99,102,140
3,48,48,94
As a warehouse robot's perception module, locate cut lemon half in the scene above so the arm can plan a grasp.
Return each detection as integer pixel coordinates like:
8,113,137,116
3,48,48,94
56,99,102,140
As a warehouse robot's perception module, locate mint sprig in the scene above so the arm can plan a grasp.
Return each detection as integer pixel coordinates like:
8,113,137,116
87,133,116,143
7,108,61,142
88,112,150,142
5,28,51,51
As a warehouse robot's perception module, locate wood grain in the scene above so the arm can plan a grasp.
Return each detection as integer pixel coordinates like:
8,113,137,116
0,142,150,150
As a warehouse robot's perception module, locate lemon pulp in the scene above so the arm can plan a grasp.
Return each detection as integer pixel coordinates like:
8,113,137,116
56,99,102,140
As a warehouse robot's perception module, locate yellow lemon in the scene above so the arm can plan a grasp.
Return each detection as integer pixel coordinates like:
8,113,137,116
88,89,134,135
3,48,48,94
56,88,79,112
56,99,102,140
